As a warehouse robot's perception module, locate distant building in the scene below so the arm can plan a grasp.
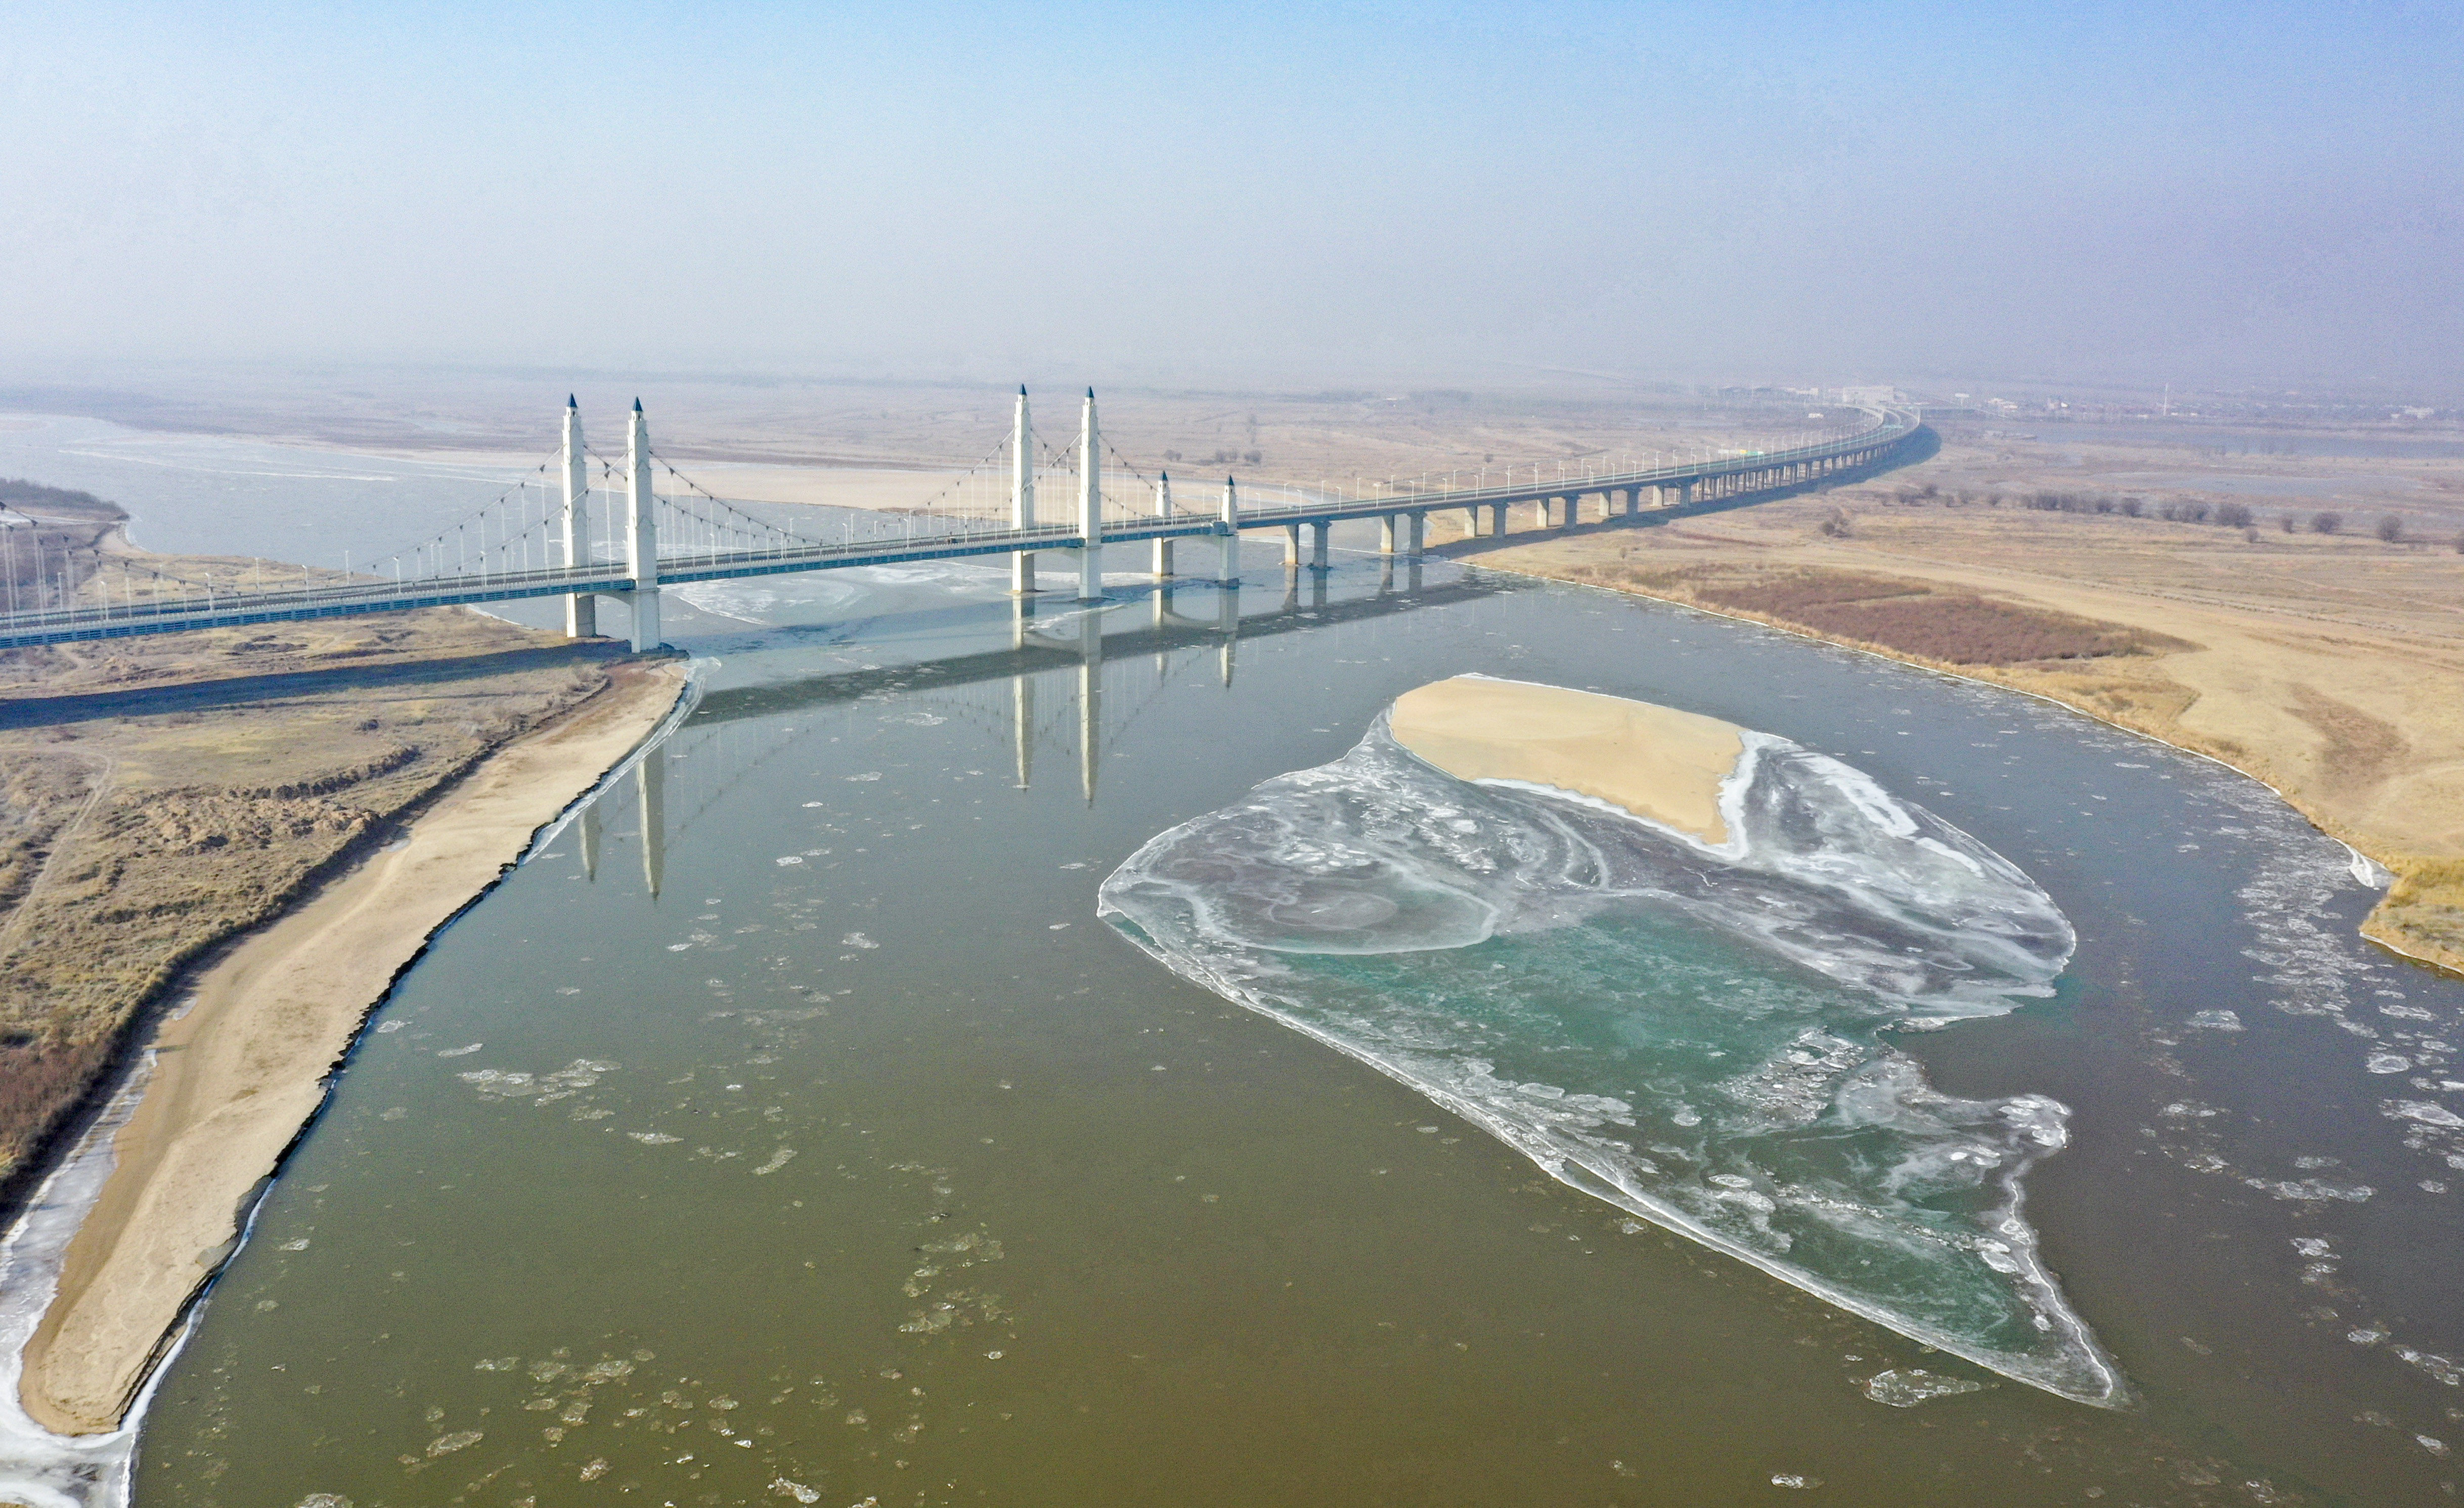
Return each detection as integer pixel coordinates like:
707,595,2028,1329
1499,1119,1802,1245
1838,385,1899,405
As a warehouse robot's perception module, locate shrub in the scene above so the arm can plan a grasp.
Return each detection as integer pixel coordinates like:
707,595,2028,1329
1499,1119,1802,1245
2312,512,2342,535
2377,514,2404,543
2279,512,2297,533
2118,497,2143,518
2217,502,2255,528
1687,573,2181,666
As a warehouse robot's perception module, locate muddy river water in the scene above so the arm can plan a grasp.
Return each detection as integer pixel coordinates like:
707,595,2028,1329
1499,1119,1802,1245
2,417,2460,1506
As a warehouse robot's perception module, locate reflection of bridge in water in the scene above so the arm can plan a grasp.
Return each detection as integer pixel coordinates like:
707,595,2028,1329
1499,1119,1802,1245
566,563,1503,897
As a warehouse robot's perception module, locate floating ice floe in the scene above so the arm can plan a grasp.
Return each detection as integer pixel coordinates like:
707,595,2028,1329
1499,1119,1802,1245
1101,678,2127,1406
1863,1368,1989,1407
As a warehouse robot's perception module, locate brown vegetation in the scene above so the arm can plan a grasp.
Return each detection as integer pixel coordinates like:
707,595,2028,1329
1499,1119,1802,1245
1560,563,2185,668
0,529,631,1199
1441,422,2464,976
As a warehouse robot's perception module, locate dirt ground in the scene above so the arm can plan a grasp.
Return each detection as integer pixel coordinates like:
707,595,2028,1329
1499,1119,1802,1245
0,569,639,1201
1445,424,2464,973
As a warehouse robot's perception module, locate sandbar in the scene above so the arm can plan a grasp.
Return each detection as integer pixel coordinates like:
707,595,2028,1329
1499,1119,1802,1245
1388,677,1745,844
15,660,687,1435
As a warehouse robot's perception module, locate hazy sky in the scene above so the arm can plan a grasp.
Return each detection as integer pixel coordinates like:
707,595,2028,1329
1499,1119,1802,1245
5,2,2458,392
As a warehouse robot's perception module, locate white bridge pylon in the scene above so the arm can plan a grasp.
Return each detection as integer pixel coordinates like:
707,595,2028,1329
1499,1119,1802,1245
0,390,1923,654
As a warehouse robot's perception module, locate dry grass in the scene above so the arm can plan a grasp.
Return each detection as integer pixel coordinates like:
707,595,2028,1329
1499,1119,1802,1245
0,545,628,1196
1453,426,2464,976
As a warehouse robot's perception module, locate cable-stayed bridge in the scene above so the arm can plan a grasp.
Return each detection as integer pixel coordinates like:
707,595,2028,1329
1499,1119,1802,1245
0,392,1924,653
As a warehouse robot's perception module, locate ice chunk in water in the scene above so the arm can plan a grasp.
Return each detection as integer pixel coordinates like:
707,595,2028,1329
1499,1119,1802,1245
1100,694,2124,1405
1863,1368,1989,1407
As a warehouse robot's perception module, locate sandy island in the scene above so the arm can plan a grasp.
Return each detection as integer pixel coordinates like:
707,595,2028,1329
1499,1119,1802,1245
16,659,687,1436
1389,677,1745,845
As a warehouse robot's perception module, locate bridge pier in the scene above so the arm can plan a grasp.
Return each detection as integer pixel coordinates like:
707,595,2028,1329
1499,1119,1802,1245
1282,522,1303,572
1559,494,1580,529
1308,520,1331,571
1010,386,1038,595
560,397,597,639
1379,514,1399,555
1151,472,1175,578
624,400,663,652
1490,503,1508,537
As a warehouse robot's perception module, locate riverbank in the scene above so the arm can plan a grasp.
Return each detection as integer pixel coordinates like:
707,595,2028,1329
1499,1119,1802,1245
14,656,686,1435
1442,479,2464,974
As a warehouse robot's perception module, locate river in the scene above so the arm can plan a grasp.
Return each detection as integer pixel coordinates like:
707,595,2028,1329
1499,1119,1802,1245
3,415,2460,1505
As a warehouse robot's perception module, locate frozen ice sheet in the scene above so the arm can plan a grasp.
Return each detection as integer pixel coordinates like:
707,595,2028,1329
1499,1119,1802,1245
1100,695,2125,1405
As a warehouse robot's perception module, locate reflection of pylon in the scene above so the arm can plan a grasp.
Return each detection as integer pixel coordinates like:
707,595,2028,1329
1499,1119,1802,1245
636,743,665,900
1078,609,1102,806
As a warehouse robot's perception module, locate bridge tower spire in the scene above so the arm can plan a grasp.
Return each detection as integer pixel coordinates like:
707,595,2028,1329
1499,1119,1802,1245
625,398,662,652
560,396,597,639
1076,389,1103,601
1151,471,1174,579
1009,386,1036,595
1218,475,1242,586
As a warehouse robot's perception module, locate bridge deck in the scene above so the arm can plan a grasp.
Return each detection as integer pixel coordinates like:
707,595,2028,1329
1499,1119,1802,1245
0,413,1919,650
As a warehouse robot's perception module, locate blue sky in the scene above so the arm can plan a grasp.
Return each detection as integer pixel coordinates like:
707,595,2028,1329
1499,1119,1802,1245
4,2,2457,389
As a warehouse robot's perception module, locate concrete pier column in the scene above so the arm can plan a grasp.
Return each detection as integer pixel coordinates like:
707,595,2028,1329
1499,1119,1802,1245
1407,511,1425,555
1283,522,1303,572
1308,520,1330,571
1560,494,1579,529
560,396,597,638
1075,389,1103,601
1217,476,1242,585
1151,472,1175,578
1009,386,1037,595
1490,503,1508,536
1379,514,1399,555
623,399,662,652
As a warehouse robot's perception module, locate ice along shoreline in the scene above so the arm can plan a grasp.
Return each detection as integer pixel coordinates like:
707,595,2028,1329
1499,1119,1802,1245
0,656,695,1506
